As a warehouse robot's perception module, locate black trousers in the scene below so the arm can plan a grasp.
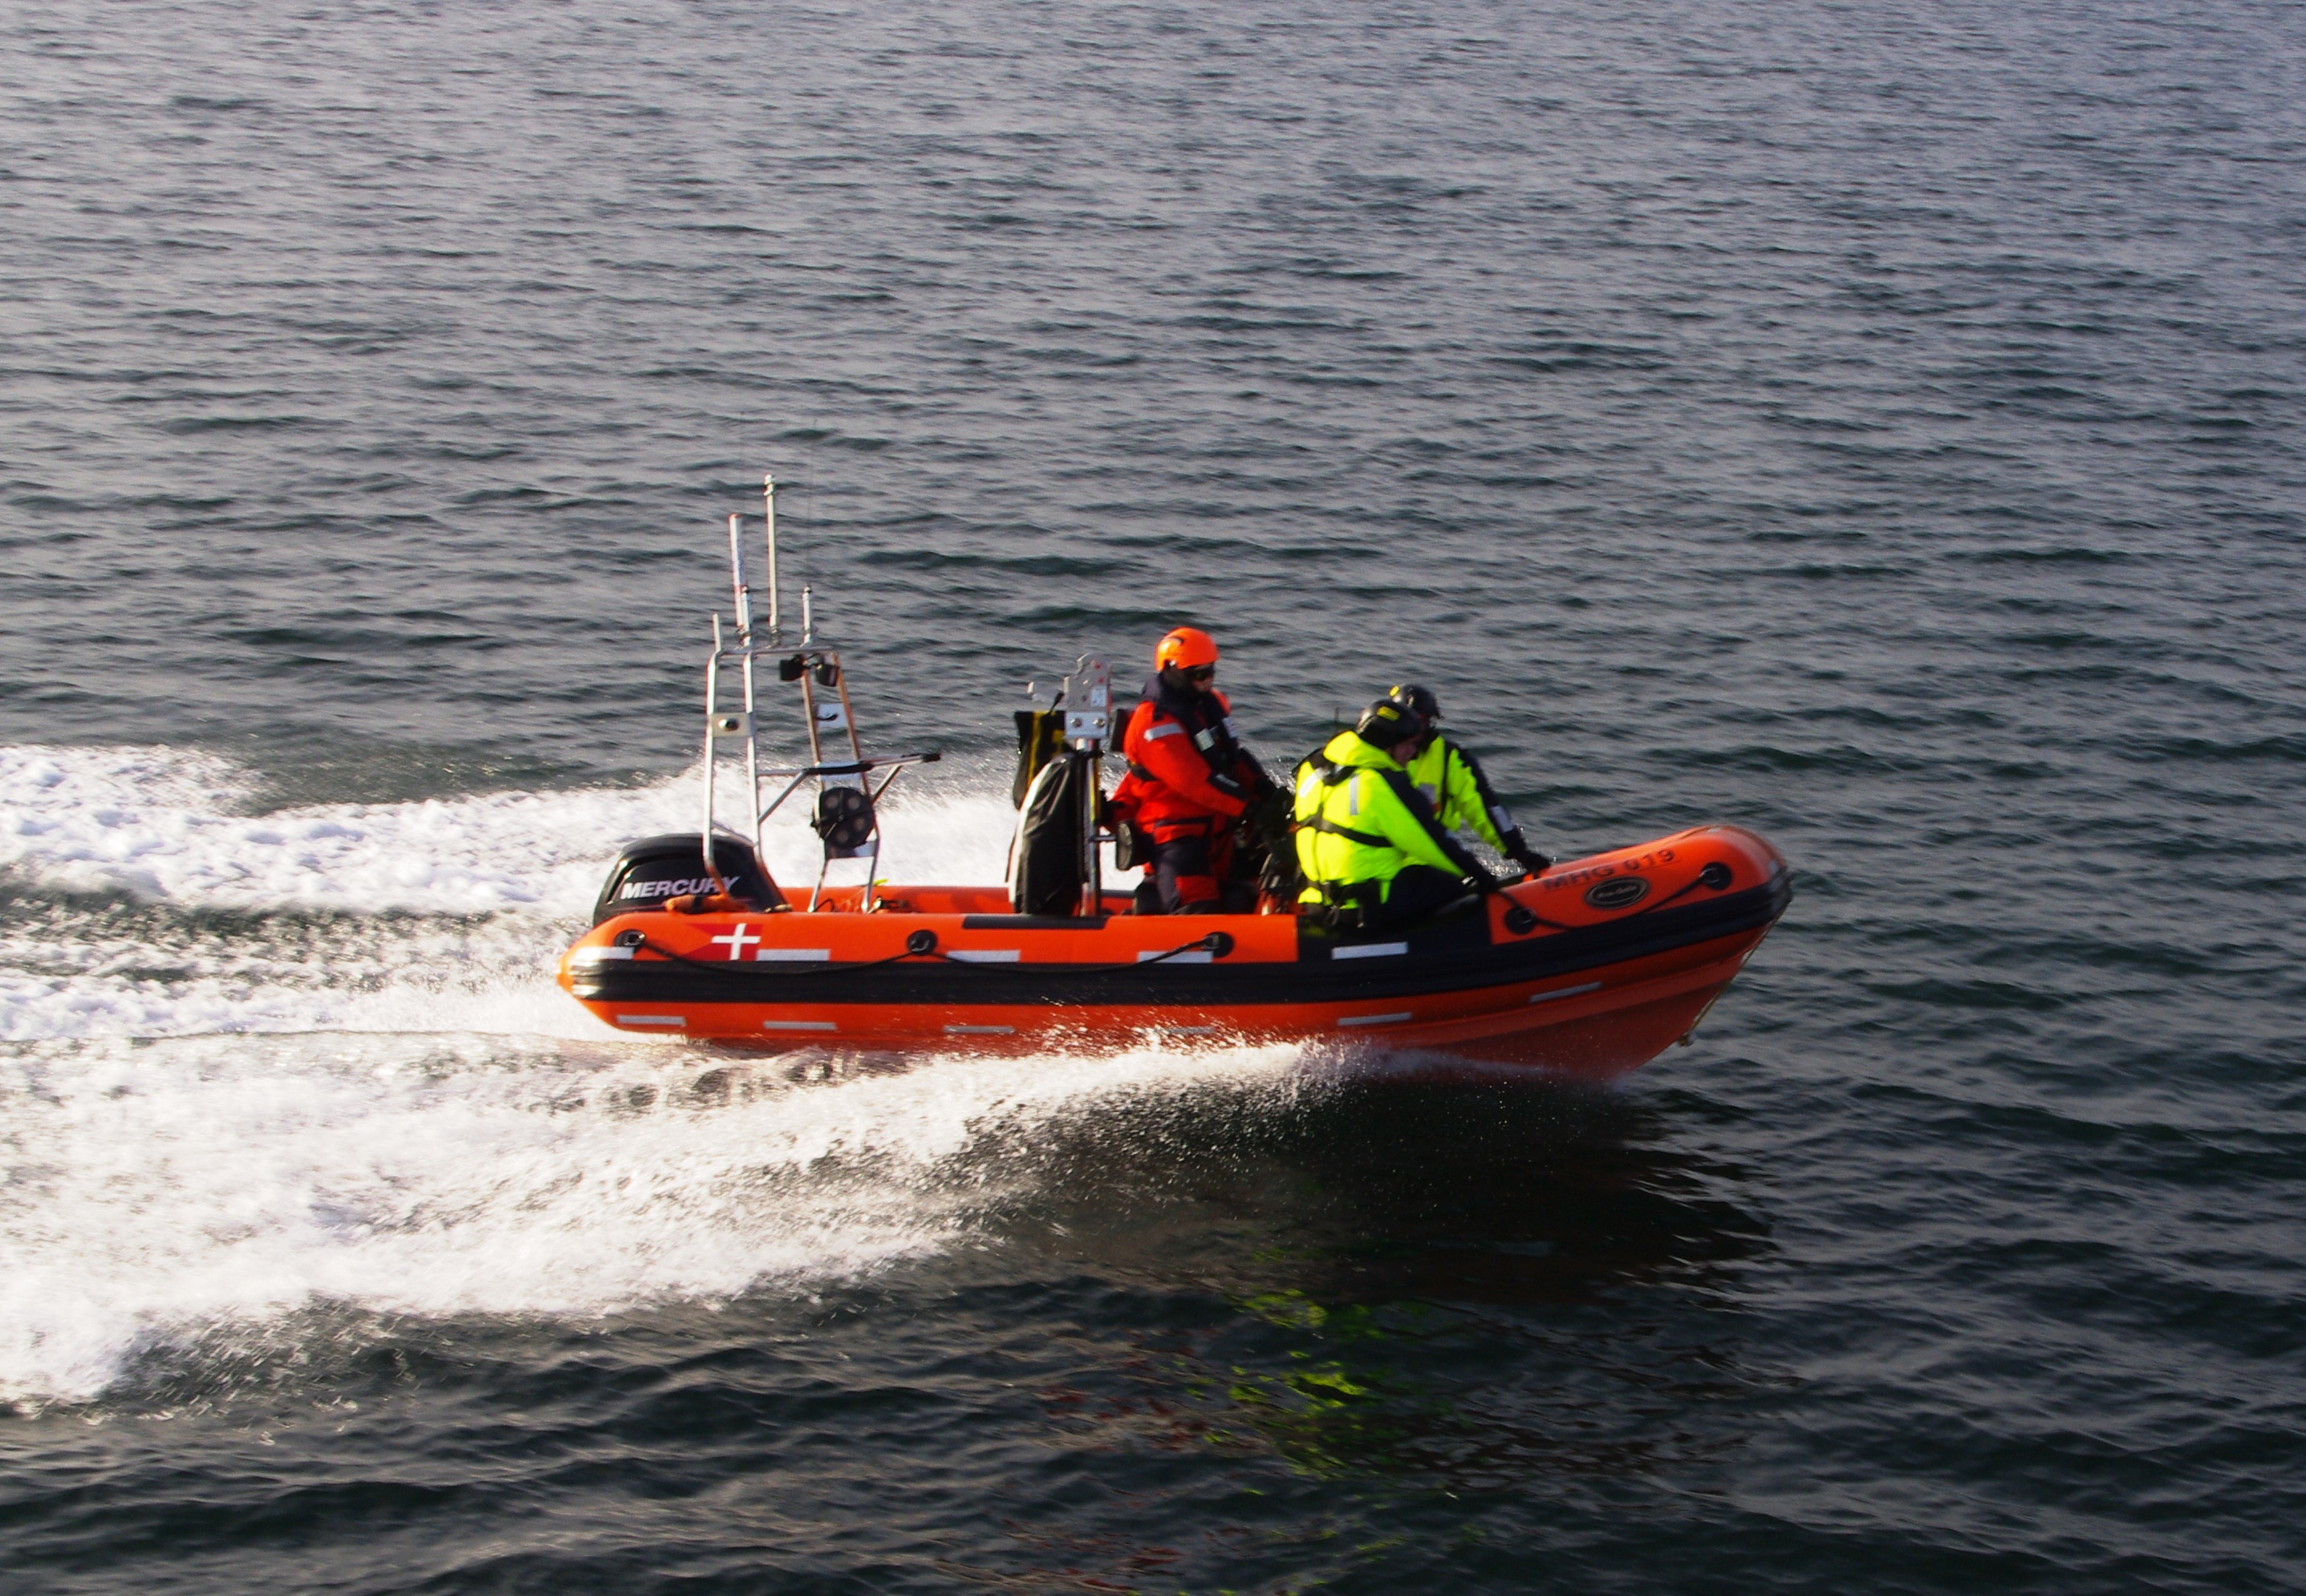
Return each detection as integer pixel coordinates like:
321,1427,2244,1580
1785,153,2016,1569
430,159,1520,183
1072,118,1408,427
1137,824,1257,914
1363,865,1478,932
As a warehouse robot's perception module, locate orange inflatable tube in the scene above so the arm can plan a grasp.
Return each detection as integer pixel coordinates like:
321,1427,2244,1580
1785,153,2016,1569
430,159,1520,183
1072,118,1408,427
558,823,1792,1079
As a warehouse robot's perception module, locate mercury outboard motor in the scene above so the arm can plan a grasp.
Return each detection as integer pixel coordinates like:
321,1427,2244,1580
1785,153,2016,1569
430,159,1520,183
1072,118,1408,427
591,833,786,924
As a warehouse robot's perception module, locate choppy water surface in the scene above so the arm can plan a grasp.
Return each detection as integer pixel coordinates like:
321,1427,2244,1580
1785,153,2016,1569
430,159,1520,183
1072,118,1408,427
4,1,2304,1590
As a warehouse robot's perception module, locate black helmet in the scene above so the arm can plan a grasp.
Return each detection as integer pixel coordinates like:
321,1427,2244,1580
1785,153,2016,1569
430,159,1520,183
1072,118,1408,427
1355,695,1430,749
1387,684,1441,725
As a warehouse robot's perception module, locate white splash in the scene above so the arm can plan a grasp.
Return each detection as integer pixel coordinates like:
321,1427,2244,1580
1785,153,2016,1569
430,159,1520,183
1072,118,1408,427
0,743,1029,917
0,1033,1302,1407
0,743,1252,1407
0,744,1081,1043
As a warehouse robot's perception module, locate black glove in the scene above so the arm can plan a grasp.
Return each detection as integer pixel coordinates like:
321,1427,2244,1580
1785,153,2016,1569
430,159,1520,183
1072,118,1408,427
1241,789,1290,845
1504,833,1551,875
1467,869,1507,895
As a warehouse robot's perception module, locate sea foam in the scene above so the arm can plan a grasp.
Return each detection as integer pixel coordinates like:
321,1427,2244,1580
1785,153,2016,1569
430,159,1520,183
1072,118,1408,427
0,743,1097,1042
0,743,1033,917
0,1031,1300,1407
0,744,1228,1407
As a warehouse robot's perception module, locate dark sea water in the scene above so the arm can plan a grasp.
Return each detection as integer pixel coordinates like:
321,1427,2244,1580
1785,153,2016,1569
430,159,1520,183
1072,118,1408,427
4,0,2304,1590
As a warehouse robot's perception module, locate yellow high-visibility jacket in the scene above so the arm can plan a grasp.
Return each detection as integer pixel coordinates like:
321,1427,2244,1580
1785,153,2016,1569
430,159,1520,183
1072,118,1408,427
1403,735,1524,855
1293,732,1484,904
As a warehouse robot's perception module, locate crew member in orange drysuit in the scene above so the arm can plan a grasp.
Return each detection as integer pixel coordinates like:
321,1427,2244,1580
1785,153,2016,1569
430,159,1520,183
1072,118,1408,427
1110,627,1277,914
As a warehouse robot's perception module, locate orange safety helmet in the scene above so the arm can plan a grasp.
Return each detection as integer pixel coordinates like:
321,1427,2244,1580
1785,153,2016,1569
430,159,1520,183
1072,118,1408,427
1154,626,1220,671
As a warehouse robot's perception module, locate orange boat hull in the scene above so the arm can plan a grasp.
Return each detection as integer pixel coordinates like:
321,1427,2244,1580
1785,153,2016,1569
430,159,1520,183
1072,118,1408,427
559,825,1792,1080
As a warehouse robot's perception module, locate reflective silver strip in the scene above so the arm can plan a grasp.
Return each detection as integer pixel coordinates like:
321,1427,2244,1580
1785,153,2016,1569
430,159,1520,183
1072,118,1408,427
1139,949,1211,963
947,949,1021,963
572,945,635,965
1332,941,1408,960
1338,1011,1412,1027
1527,981,1602,1005
761,1019,837,1032
754,948,831,961
1141,721,1183,741
944,1025,1015,1035
615,1013,684,1026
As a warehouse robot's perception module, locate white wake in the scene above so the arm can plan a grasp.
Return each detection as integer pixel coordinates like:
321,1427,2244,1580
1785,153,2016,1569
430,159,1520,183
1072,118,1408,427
0,743,1062,1043
0,744,1282,1407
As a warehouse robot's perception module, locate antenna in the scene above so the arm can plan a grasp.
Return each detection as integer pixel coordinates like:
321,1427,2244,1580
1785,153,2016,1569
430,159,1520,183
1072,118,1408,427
696,471,940,916
725,514,753,640
762,474,780,644
698,612,731,896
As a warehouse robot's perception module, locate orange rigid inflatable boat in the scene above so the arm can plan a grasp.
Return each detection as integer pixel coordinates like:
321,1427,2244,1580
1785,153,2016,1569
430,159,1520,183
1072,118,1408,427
562,826,1789,1078
558,481,1793,1078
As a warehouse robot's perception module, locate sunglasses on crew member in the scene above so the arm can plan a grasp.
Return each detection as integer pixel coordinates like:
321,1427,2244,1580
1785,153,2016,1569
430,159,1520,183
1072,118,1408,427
1184,664,1216,680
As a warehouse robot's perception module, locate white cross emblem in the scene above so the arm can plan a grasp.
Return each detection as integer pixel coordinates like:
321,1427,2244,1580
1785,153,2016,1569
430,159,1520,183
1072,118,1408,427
709,924,761,960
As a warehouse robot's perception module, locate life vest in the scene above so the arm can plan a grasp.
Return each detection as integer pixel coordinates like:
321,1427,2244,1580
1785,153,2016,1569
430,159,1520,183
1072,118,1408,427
1112,676,1257,830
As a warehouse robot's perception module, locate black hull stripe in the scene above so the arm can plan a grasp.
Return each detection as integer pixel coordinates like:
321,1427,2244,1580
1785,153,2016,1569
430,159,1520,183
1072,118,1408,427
573,874,1792,1009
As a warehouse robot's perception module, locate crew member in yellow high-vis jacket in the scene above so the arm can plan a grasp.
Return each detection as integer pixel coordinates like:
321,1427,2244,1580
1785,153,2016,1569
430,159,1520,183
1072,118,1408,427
1386,683,1551,877
1293,696,1504,932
